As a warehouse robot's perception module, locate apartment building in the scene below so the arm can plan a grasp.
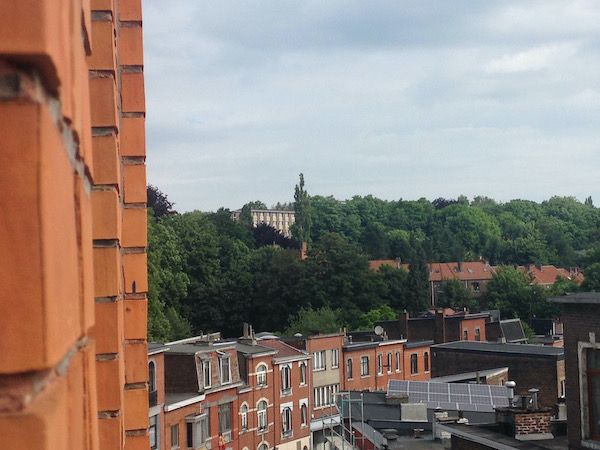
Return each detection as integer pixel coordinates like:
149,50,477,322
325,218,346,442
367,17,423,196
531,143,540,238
232,209,296,237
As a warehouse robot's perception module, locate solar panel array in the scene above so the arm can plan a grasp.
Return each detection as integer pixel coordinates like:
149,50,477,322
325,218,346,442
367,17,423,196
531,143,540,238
387,380,510,413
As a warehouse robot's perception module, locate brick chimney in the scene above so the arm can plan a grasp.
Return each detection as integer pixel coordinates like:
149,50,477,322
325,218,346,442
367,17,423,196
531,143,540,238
434,309,446,344
495,388,554,441
398,310,409,340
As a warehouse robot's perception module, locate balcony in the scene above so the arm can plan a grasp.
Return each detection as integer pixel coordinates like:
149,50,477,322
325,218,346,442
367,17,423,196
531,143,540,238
149,389,158,407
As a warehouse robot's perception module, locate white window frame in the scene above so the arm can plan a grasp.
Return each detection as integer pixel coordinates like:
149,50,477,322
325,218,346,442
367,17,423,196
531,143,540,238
395,351,401,372
387,353,392,374
410,353,418,375
219,355,231,385
170,423,179,449
203,359,212,389
256,364,268,387
377,353,383,375
240,403,249,433
313,351,325,371
281,365,292,395
331,349,339,368
281,407,293,437
299,362,307,386
257,400,268,432
346,358,353,380
360,356,369,376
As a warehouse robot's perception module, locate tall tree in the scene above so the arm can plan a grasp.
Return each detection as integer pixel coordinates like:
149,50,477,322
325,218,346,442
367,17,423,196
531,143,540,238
147,184,176,217
292,173,312,243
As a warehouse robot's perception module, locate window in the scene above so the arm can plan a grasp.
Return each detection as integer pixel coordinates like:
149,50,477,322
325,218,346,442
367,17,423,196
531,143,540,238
203,360,211,388
410,354,418,374
299,362,307,385
281,365,291,394
314,384,339,408
472,282,480,292
220,356,231,384
331,349,339,368
360,356,369,376
281,407,292,437
186,413,209,449
257,400,268,432
240,404,249,432
463,329,469,340
149,361,156,393
313,351,325,371
387,353,392,373
424,352,429,372
218,403,232,438
150,415,158,450
587,349,600,440
346,358,353,379
395,352,401,372
475,328,481,341
171,424,179,449
258,443,268,450
560,379,566,398
377,353,383,375
300,403,308,426
256,364,267,387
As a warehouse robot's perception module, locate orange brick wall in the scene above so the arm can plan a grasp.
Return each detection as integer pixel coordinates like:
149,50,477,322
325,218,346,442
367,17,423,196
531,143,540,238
0,1,148,449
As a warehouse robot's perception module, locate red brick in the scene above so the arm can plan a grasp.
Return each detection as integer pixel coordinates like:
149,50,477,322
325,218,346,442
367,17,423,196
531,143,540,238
93,300,124,354
76,177,96,333
122,208,147,248
67,351,86,450
124,387,149,430
123,252,148,294
93,246,121,297
96,357,124,411
92,189,122,240
119,0,142,21
124,434,149,450
124,342,148,384
0,377,69,450
90,76,118,127
91,0,114,11
122,164,146,204
118,26,143,66
92,134,120,186
121,72,145,113
124,299,148,340
120,116,145,157
88,20,115,71
98,416,123,450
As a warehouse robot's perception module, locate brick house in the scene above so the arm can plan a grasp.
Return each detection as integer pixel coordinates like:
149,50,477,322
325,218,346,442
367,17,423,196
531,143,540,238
403,341,433,382
0,2,149,449
377,309,488,344
549,292,600,449
431,341,565,409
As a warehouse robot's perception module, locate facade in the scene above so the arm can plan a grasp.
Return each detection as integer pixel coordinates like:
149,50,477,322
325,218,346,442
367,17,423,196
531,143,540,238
549,292,600,449
431,341,565,409
378,309,488,344
0,2,149,450
232,209,296,237
403,341,433,382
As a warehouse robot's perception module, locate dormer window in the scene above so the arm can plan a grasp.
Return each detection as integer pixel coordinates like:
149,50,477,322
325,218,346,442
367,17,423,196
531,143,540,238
219,355,231,384
202,360,211,389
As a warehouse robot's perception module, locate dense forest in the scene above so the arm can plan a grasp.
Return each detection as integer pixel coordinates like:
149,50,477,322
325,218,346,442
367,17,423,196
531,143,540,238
148,185,600,342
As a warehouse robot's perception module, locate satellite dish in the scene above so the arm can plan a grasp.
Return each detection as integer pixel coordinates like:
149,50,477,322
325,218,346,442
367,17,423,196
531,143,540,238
374,325,384,336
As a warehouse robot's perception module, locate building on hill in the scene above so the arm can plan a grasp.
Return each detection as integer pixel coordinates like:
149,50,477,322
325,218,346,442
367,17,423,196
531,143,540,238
368,260,495,306
518,264,584,288
549,292,600,449
431,341,565,409
377,309,489,344
232,209,296,237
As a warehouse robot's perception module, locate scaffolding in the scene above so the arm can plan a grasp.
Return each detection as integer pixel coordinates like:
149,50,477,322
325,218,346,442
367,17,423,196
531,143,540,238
317,392,366,450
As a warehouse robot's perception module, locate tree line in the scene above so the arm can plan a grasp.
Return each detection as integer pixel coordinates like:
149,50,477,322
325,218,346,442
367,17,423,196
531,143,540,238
147,185,600,341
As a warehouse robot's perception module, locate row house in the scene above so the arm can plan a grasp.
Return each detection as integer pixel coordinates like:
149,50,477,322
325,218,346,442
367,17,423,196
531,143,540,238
149,333,311,450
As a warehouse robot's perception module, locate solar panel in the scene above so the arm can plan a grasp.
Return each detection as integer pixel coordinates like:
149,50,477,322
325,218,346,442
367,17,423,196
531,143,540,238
386,380,510,412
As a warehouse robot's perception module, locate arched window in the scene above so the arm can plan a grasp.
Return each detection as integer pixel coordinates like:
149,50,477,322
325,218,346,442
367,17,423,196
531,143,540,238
410,354,418,374
240,403,248,431
299,362,307,385
387,353,392,373
281,407,292,436
257,400,268,431
148,361,156,392
377,353,383,375
424,352,429,372
258,443,269,450
395,352,401,372
256,364,267,387
281,365,291,394
300,403,308,426
346,358,353,379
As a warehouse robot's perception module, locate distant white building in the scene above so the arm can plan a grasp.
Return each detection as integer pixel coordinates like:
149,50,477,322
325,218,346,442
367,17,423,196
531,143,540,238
232,209,296,237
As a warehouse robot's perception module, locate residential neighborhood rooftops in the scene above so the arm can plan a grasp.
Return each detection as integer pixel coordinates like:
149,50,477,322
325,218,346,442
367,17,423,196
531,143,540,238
428,261,495,282
259,338,310,360
432,341,564,357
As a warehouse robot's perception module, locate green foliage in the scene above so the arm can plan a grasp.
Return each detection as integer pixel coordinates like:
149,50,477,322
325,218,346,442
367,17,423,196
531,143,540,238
292,173,312,243
437,279,477,311
285,306,342,336
357,305,397,330
582,263,600,291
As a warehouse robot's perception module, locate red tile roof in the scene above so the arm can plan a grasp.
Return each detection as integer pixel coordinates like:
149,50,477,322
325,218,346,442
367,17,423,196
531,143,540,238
368,259,402,270
428,261,495,282
259,339,308,359
518,265,584,286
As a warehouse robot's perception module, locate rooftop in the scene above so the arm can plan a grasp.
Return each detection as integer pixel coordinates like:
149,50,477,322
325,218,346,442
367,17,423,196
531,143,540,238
431,367,508,383
259,338,309,360
432,341,564,357
405,340,434,349
548,292,600,305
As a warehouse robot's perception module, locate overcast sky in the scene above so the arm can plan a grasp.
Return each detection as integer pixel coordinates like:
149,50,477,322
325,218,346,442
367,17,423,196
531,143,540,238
143,1,600,212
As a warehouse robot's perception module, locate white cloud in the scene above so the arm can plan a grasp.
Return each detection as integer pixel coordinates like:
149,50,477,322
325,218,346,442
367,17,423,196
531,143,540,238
484,43,579,74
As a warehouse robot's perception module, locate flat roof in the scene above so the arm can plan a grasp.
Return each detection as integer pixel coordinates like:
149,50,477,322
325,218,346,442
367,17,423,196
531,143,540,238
431,367,509,383
405,340,434,349
432,341,563,357
548,292,600,305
